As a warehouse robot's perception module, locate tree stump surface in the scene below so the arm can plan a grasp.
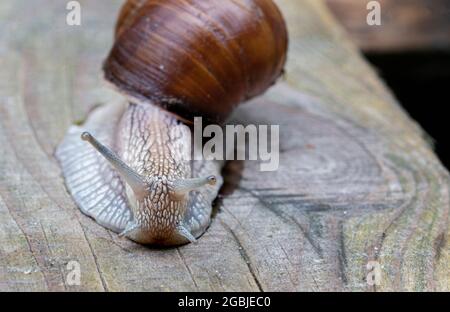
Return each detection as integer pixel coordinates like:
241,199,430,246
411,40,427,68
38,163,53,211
0,0,448,291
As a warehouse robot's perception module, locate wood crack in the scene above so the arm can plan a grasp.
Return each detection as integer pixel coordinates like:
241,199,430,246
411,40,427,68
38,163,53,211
221,221,263,292
79,225,108,292
176,248,199,290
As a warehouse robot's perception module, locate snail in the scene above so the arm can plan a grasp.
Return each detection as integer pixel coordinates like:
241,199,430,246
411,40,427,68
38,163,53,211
56,0,288,246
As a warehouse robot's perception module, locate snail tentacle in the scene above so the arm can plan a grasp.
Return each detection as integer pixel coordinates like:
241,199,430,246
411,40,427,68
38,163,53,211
181,159,224,239
55,100,132,233
176,223,197,244
171,175,217,199
81,131,149,199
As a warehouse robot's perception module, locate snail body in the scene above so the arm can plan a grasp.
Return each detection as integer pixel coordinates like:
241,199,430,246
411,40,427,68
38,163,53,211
56,0,287,246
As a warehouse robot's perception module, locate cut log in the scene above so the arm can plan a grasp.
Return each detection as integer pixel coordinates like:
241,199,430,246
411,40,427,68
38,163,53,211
0,0,448,291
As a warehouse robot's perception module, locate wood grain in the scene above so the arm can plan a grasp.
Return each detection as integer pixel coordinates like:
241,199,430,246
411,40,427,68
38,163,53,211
0,0,448,291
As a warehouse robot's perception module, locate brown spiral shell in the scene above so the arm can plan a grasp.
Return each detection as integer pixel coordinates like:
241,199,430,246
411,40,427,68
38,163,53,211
103,0,288,123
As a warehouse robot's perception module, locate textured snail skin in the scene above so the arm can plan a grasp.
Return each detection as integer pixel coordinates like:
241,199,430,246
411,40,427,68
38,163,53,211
56,0,287,246
104,0,288,123
117,104,191,243
116,103,223,244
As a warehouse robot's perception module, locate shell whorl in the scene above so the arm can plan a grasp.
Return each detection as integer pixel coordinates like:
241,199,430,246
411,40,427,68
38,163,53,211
103,0,288,123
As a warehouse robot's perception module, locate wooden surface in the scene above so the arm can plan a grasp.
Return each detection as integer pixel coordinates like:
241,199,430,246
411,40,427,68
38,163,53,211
326,0,450,52
0,0,449,291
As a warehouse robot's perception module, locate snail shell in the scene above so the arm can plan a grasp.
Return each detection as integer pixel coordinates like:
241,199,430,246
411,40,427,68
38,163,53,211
104,0,288,123
56,0,288,246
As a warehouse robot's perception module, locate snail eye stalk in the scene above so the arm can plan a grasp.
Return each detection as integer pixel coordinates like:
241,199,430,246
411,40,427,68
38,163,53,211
171,175,217,199
81,132,149,199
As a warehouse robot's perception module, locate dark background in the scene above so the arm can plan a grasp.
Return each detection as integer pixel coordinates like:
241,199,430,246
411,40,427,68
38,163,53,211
326,0,450,170
367,51,450,169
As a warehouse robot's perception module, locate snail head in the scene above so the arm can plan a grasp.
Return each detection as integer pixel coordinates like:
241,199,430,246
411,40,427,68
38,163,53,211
80,131,216,243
